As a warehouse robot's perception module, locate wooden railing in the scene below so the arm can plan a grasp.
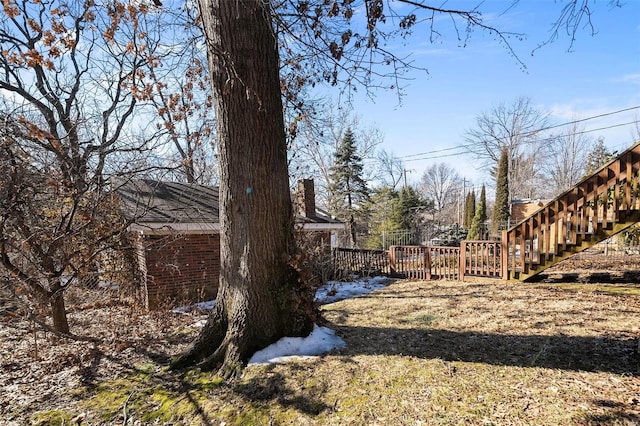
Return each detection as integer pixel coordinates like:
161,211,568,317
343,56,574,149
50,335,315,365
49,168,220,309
389,245,460,280
332,245,462,280
503,140,640,280
429,246,460,280
333,142,640,284
389,245,429,280
460,241,502,279
332,247,390,277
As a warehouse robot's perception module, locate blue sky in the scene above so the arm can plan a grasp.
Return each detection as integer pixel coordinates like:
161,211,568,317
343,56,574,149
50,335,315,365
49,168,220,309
335,1,640,190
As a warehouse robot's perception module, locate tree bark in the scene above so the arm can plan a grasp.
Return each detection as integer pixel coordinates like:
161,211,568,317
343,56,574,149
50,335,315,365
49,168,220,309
171,0,316,378
50,290,70,334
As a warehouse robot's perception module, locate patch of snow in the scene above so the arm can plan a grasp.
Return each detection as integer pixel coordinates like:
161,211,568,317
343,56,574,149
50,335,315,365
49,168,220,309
314,275,390,304
192,319,207,328
248,324,346,364
97,281,120,290
171,299,216,314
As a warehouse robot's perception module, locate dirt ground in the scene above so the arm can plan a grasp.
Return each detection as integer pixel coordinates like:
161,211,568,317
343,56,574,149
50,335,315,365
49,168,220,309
538,252,640,282
0,287,201,425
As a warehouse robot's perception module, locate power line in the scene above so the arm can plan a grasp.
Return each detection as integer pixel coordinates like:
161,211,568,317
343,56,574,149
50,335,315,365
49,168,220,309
404,151,468,162
538,105,640,133
360,106,639,177
389,105,640,162
399,145,465,159
575,120,638,135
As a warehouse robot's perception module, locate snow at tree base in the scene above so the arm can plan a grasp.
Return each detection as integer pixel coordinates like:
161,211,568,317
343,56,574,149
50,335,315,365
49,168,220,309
173,276,391,364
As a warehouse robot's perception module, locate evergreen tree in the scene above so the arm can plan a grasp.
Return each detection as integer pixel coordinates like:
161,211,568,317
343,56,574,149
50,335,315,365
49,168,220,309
365,186,431,249
439,224,469,247
328,127,370,246
464,189,476,229
492,148,510,234
585,137,616,176
394,186,428,230
364,187,400,249
468,185,487,240
328,128,369,211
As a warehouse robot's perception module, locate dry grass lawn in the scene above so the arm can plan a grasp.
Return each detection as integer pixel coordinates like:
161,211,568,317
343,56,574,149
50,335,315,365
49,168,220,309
2,279,639,425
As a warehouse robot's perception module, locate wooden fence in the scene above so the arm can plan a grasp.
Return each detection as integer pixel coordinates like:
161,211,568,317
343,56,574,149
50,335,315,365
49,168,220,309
459,241,503,279
430,246,461,280
332,247,390,278
389,245,460,280
333,242,505,281
389,245,430,280
332,241,502,280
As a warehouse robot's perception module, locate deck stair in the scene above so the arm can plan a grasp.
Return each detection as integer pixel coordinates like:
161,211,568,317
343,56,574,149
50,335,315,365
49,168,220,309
504,141,640,281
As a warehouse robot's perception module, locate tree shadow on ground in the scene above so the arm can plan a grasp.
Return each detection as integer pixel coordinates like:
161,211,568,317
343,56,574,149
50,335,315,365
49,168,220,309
535,270,640,284
582,399,640,425
76,336,178,391
352,284,490,301
329,323,639,375
233,363,330,416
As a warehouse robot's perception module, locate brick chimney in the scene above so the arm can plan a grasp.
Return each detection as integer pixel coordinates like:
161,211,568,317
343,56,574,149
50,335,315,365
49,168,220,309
297,179,316,218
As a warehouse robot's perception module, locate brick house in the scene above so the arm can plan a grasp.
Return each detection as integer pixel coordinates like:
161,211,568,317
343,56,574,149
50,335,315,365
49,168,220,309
116,179,343,308
510,199,548,224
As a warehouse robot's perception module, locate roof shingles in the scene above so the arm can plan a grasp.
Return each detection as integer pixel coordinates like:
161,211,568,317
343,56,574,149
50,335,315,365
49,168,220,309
116,179,340,226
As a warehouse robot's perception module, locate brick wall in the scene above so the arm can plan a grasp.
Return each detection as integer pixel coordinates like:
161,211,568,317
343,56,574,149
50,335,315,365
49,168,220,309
511,201,545,223
143,233,220,308
297,179,316,218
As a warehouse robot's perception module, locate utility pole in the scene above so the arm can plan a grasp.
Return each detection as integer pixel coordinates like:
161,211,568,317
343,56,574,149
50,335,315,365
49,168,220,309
460,178,466,225
403,169,413,188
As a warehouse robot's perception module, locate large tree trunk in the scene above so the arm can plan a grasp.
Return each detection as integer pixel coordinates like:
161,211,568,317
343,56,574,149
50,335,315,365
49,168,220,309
171,0,316,378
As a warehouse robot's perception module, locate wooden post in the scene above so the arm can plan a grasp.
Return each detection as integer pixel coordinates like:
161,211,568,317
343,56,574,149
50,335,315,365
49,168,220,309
519,231,524,276
625,152,632,212
389,245,396,277
459,241,467,282
501,231,508,280
613,159,621,223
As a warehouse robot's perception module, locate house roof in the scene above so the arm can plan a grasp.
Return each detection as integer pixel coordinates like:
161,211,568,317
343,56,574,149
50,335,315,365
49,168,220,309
115,179,343,234
116,179,220,224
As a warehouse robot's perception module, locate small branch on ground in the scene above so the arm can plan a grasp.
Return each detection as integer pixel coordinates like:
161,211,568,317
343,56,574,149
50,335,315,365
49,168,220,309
28,313,100,343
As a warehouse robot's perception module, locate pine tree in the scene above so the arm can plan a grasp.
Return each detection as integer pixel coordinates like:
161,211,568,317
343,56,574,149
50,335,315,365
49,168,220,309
585,138,616,176
468,185,487,240
394,186,428,230
464,189,475,229
328,127,370,246
364,187,400,249
492,148,510,235
328,128,369,210
364,185,431,249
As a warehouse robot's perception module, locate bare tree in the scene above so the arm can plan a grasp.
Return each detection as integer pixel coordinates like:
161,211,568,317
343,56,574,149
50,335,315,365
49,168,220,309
464,96,552,201
0,0,165,332
272,1,529,100
535,0,623,52
419,162,463,225
376,149,405,190
146,8,218,184
541,121,593,197
0,113,128,333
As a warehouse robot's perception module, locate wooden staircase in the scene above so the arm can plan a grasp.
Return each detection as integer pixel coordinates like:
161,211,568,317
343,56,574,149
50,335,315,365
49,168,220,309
503,141,640,281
